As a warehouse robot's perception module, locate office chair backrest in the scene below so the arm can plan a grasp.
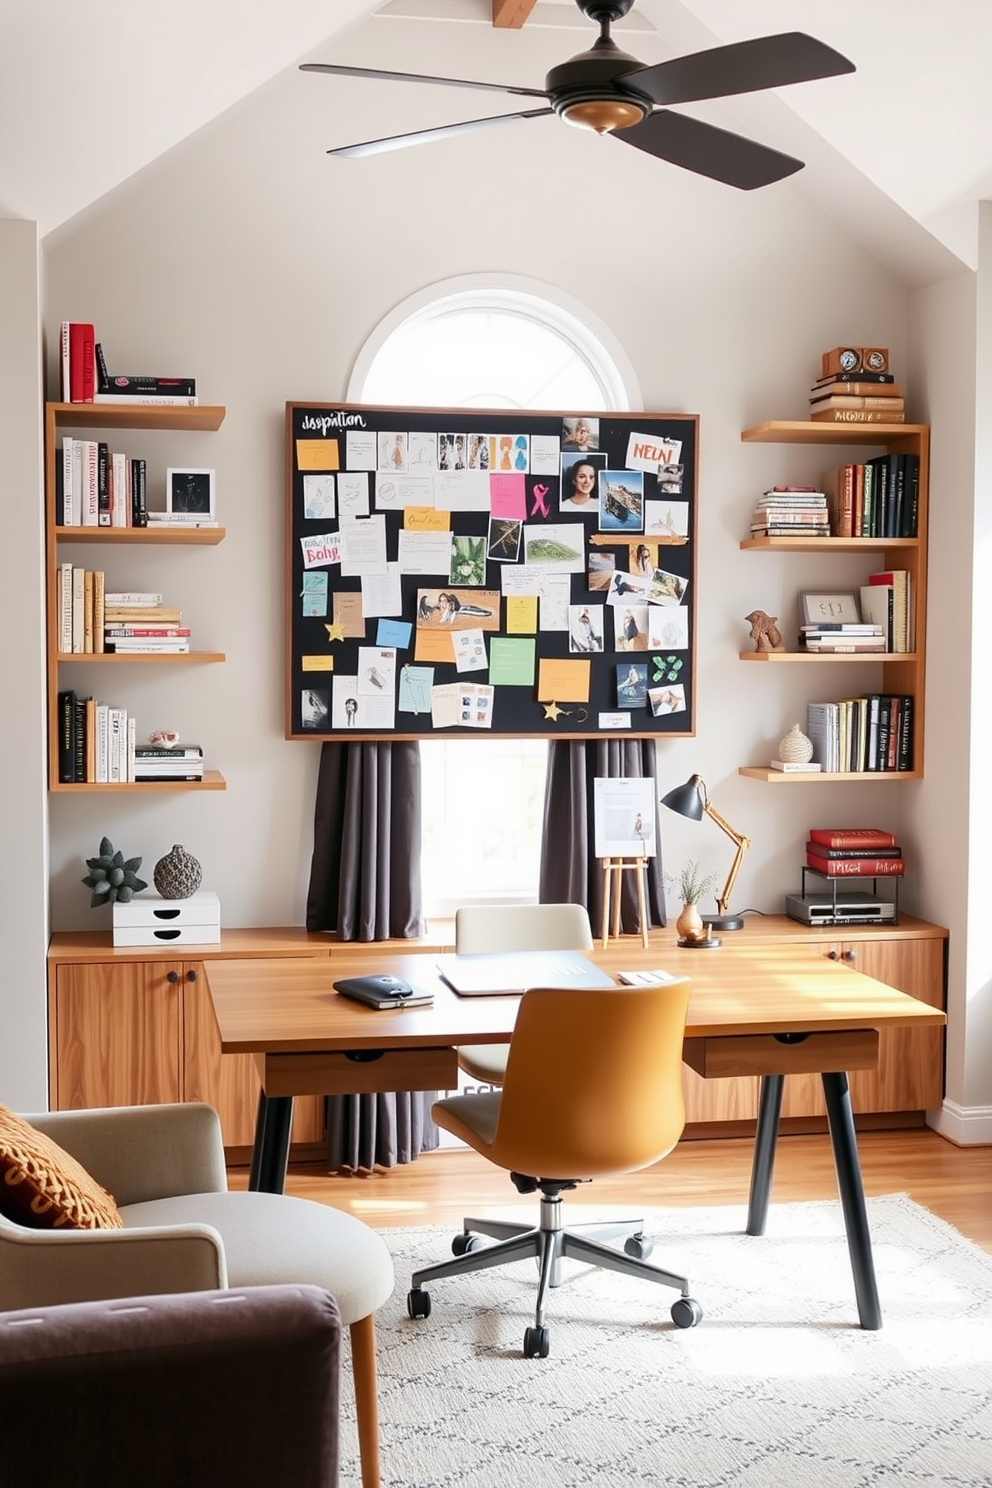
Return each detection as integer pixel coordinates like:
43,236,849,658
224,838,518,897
455,902,594,954
491,980,691,1180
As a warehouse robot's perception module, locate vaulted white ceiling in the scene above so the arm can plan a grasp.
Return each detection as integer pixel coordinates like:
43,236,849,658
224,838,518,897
3,0,985,284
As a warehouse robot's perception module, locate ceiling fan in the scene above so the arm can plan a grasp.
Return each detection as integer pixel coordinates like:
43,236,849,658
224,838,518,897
300,0,854,190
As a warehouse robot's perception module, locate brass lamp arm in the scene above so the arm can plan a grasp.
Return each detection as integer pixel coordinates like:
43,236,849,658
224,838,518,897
704,802,751,916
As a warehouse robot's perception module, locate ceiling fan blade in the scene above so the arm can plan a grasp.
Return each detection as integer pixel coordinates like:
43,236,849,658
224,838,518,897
615,110,803,190
326,108,554,160
300,62,547,101
628,32,855,107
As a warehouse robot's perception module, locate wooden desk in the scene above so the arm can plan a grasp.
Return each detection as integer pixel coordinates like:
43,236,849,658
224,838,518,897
204,942,945,1330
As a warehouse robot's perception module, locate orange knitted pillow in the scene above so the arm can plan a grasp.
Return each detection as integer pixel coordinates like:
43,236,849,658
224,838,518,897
0,1104,123,1230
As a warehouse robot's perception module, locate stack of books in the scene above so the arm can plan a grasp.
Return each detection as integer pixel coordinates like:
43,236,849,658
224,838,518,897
56,691,135,783
810,348,905,424
805,827,905,878
806,696,914,773
131,745,204,783
102,593,190,654
94,375,197,407
58,322,198,406
750,487,829,537
823,456,920,538
799,622,886,654
859,570,911,653
57,439,147,527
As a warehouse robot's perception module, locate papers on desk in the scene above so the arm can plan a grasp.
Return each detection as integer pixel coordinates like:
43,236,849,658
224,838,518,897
616,969,681,986
437,950,613,997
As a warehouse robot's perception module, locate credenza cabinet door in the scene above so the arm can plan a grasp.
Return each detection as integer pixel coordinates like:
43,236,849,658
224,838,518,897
842,937,945,1112
54,962,182,1110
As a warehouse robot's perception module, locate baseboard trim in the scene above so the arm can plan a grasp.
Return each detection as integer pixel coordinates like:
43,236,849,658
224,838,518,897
926,1101,992,1146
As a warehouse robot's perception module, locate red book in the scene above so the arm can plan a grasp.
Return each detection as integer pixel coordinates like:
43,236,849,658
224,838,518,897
68,322,96,402
804,842,901,859
807,853,905,877
808,828,897,850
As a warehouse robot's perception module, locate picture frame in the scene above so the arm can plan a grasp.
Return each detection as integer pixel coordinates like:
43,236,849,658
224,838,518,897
166,468,216,519
799,590,861,626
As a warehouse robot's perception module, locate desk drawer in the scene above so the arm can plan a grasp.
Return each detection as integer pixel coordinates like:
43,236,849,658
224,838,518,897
259,1047,458,1097
682,1029,879,1079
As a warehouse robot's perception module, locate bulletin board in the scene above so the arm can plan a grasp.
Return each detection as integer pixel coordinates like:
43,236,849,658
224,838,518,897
285,402,698,741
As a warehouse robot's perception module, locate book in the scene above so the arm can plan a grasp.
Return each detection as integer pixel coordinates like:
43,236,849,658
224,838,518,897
751,524,831,535
812,379,903,397
100,376,196,396
97,441,111,526
133,746,203,759
59,321,70,401
57,689,76,783
813,372,895,387
68,322,96,402
93,569,105,654
756,491,827,507
806,852,906,877
60,438,74,525
111,452,129,528
868,570,910,651
810,409,905,424
805,842,901,859
94,341,110,393
802,639,886,653
105,626,191,638
824,462,856,537
59,562,73,654
103,607,182,622
109,641,191,653
901,454,920,537
92,393,199,406
809,394,905,411
770,760,822,772
131,458,148,526
71,566,86,653
808,828,898,850
104,592,163,606
806,701,840,772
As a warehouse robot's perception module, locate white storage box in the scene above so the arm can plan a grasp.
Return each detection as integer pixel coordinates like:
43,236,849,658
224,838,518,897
113,890,221,947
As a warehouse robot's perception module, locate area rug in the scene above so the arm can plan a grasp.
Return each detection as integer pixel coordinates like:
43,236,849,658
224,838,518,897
338,1196,992,1487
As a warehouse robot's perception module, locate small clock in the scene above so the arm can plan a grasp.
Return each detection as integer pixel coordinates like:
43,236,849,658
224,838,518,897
864,348,889,373
838,348,860,372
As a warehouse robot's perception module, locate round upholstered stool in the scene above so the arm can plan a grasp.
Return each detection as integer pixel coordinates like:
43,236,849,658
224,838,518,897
121,1192,393,1488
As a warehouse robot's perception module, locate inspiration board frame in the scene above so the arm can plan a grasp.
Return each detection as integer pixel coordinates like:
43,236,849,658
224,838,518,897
285,401,698,741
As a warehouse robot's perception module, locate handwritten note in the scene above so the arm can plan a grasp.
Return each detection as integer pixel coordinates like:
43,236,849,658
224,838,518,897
489,473,527,520
300,532,341,571
297,439,340,472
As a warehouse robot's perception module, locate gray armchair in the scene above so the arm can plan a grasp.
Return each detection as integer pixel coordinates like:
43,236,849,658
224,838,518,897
0,1104,392,1488
0,1284,340,1488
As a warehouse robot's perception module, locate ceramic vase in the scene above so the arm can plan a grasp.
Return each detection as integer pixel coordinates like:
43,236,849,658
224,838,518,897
153,844,203,900
778,723,814,764
676,901,704,943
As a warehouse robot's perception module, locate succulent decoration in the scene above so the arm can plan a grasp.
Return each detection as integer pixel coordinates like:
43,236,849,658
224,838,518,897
82,837,148,907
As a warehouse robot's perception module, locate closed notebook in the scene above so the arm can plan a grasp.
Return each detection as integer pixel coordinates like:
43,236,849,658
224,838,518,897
436,950,613,997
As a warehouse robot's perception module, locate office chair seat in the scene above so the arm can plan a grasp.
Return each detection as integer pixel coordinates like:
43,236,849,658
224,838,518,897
408,979,702,1358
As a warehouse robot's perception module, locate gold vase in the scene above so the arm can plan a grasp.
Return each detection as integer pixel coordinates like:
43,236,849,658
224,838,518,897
676,901,704,942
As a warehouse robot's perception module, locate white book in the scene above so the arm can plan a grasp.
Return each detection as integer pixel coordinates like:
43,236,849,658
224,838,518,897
126,715,135,784
60,321,70,402
61,438,74,524
111,452,129,527
71,566,86,653
769,759,822,772
108,709,123,783
95,703,109,784
110,642,191,653
806,701,840,772
104,592,163,606
59,562,73,654
81,440,100,525
71,438,83,525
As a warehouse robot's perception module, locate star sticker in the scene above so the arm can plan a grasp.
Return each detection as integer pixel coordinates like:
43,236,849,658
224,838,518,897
543,701,570,722
324,621,345,643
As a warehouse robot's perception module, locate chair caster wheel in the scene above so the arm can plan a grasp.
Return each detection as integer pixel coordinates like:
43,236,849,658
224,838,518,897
451,1232,485,1256
407,1288,432,1320
624,1233,654,1261
523,1325,550,1358
670,1297,703,1329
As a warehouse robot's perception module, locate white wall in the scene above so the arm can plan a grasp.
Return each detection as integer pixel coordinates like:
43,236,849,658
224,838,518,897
0,219,50,1107
21,11,986,1132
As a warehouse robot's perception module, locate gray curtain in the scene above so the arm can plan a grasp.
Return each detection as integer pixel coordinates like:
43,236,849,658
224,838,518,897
539,739,667,932
306,740,439,1169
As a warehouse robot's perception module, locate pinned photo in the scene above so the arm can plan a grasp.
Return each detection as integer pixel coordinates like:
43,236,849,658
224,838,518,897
560,451,605,512
648,607,689,650
616,663,648,709
562,416,599,452
438,432,467,471
449,534,486,586
569,604,605,654
648,567,688,605
659,462,684,493
598,470,644,531
416,588,500,630
648,683,687,716
614,605,648,652
467,433,490,470
488,517,522,562
300,687,330,730
644,499,689,539
587,549,616,592
303,473,335,520
378,431,408,471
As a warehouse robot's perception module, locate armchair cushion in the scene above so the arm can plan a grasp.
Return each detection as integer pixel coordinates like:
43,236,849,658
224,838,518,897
0,1105,122,1231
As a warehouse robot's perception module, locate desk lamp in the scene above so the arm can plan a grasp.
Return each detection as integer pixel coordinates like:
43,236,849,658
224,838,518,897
661,774,751,931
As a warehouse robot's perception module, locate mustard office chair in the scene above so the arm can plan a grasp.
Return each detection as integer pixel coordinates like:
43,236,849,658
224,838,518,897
453,902,595,1087
407,978,701,1358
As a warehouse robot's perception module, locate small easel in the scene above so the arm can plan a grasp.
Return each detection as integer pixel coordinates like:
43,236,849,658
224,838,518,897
600,847,650,949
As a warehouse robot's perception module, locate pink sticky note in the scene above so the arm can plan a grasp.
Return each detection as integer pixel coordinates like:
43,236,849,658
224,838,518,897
489,473,527,520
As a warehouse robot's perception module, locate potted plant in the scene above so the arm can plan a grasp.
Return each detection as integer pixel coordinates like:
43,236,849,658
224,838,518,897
664,860,719,945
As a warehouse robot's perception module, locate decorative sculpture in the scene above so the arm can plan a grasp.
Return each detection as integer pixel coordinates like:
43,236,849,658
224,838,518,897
745,609,785,652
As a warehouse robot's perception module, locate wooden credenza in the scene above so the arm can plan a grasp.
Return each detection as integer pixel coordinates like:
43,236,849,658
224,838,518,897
46,914,946,1156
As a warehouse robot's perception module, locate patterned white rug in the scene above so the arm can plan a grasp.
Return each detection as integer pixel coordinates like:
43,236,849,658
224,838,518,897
337,1196,992,1487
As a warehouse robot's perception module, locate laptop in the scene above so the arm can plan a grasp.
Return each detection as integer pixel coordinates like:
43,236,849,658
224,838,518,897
436,949,615,997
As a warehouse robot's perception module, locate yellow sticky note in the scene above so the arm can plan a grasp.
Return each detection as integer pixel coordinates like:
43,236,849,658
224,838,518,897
302,655,334,671
405,507,450,531
538,658,591,703
297,439,340,472
506,595,537,634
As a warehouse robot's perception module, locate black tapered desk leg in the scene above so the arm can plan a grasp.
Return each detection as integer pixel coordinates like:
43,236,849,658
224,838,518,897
822,1070,882,1330
248,1090,294,1194
747,1073,784,1236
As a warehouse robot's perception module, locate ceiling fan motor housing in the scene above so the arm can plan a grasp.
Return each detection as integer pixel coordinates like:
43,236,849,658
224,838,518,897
546,36,653,133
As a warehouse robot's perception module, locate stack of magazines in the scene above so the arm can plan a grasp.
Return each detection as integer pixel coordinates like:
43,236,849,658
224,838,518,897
132,745,204,783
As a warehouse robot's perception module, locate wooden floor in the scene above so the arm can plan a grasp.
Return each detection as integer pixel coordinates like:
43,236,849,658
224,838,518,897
230,1128,992,1253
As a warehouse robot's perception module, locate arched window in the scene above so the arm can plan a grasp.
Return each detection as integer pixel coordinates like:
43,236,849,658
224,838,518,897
350,275,636,917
